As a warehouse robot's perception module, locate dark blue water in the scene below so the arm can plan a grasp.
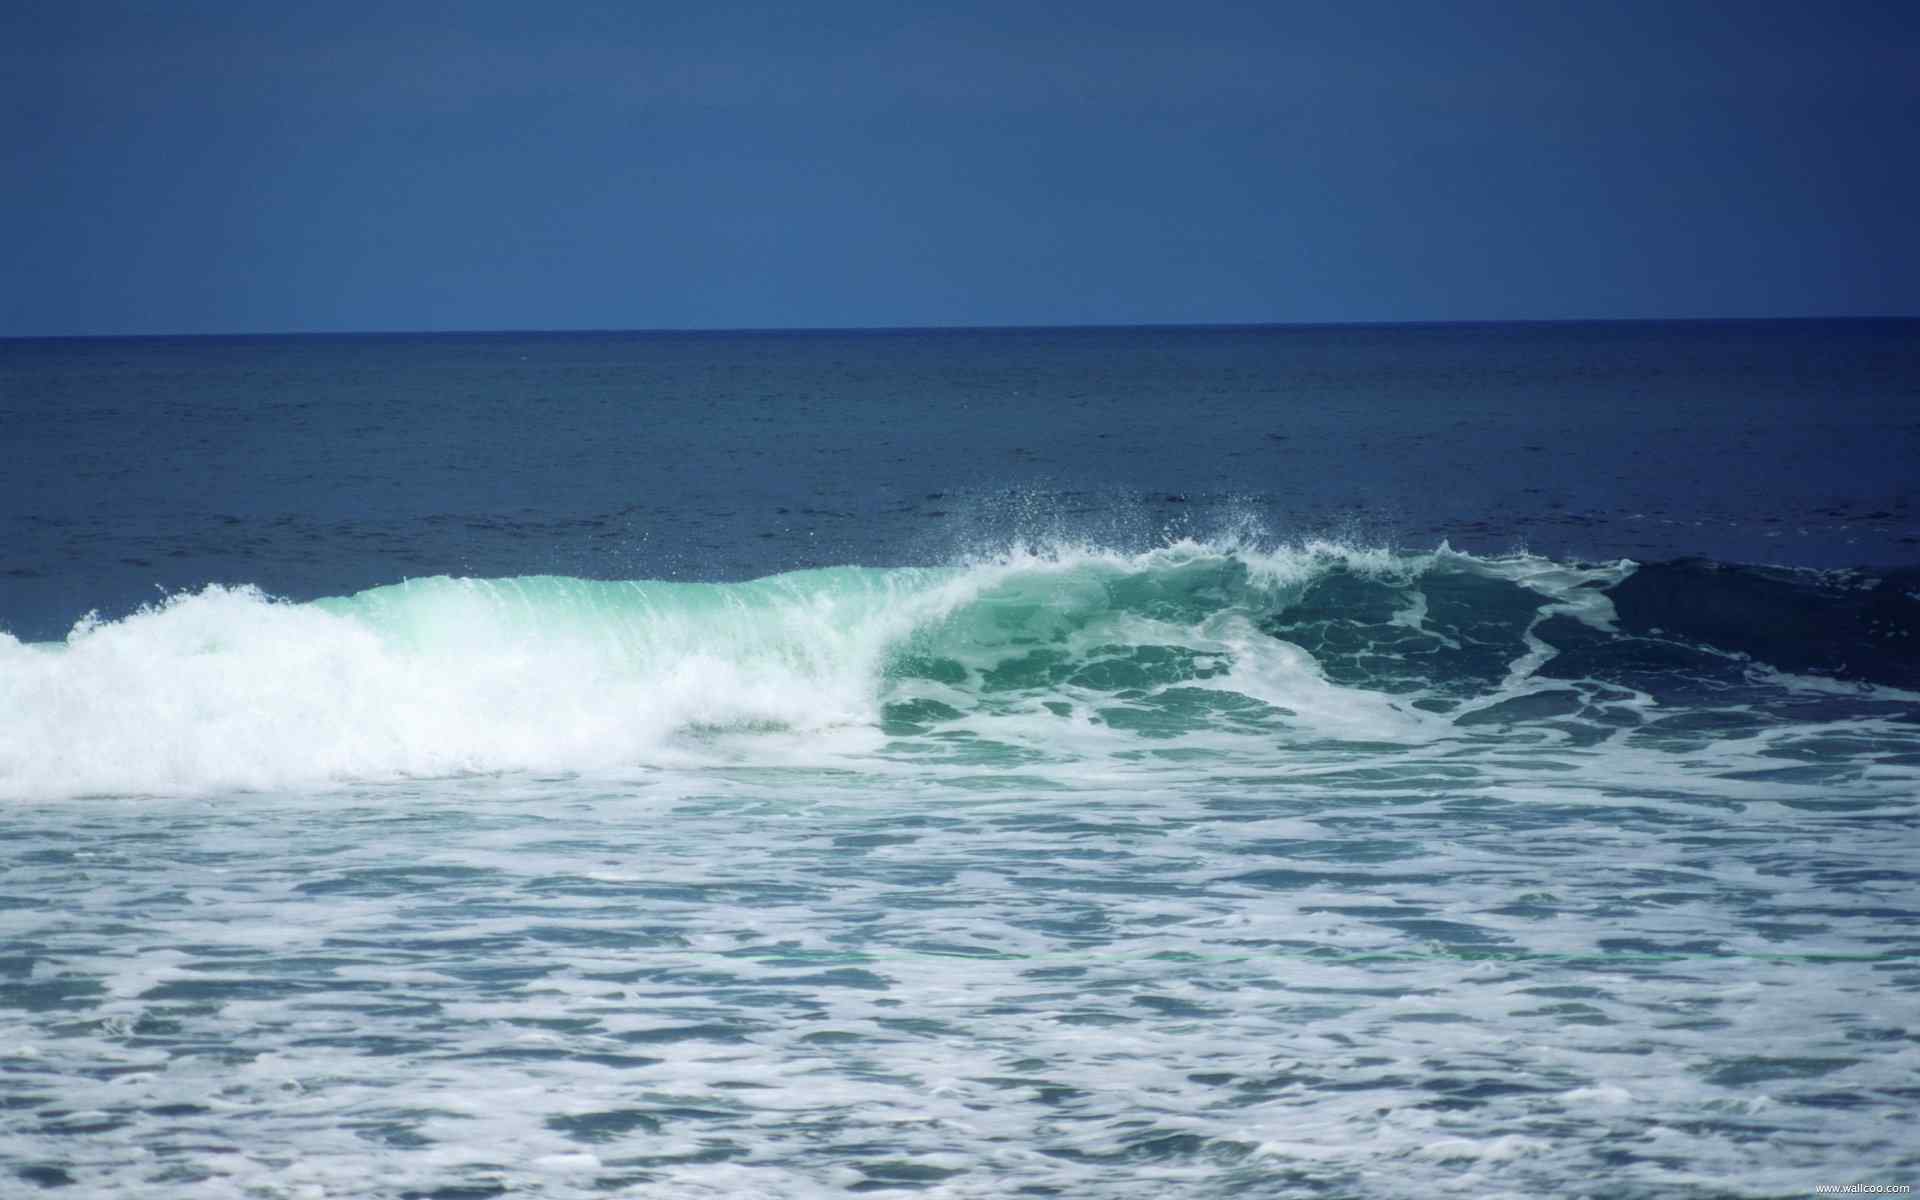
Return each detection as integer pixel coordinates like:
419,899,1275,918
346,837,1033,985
3,320,1917,1197
6,320,1917,642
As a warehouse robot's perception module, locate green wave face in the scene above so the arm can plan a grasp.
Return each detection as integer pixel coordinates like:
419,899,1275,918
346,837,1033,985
7,539,1906,799
297,542,1602,754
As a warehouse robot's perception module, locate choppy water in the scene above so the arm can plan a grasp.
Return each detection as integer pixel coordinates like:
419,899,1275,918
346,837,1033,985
3,323,1918,1197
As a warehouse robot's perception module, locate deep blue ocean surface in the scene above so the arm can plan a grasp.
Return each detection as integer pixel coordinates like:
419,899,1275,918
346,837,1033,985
3,321,1918,1197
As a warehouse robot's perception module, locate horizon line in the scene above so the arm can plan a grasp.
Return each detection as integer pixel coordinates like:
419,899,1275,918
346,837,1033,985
4,313,1917,342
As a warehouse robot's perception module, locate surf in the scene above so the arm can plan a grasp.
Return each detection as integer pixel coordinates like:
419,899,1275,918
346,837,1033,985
1,538,1913,799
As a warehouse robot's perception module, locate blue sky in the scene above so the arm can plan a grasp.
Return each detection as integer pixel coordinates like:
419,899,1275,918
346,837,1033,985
2,0,1914,334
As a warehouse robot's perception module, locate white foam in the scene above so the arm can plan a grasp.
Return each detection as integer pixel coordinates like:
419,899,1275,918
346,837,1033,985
0,537,1837,800
0,577,922,798
0,539,1372,798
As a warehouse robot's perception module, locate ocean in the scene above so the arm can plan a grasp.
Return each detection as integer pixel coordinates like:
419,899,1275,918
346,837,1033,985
2,320,1917,1198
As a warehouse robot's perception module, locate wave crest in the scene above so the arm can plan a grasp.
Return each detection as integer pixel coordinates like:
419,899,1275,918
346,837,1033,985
3,539,1911,799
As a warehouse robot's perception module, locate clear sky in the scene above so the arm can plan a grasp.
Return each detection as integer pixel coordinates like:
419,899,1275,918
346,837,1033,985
2,0,1915,335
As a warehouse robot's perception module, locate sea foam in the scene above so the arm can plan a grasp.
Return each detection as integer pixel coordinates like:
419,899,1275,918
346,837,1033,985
0,539,1866,800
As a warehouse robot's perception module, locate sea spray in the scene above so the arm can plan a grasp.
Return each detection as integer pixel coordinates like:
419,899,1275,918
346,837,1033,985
6,538,1906,800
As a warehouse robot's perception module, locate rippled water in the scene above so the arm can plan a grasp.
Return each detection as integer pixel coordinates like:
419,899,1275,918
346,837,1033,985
6,545,1919,1197
7,744,1918,1198
4,324,1918,1196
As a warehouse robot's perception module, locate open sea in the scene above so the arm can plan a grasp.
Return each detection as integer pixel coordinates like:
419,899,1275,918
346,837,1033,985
3,320,1918,1198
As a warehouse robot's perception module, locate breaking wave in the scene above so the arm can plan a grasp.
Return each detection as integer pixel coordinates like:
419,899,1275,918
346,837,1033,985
3,539,1916,798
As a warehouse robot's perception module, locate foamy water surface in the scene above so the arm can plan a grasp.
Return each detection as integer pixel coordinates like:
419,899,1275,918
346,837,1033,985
4,541,1917,1197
